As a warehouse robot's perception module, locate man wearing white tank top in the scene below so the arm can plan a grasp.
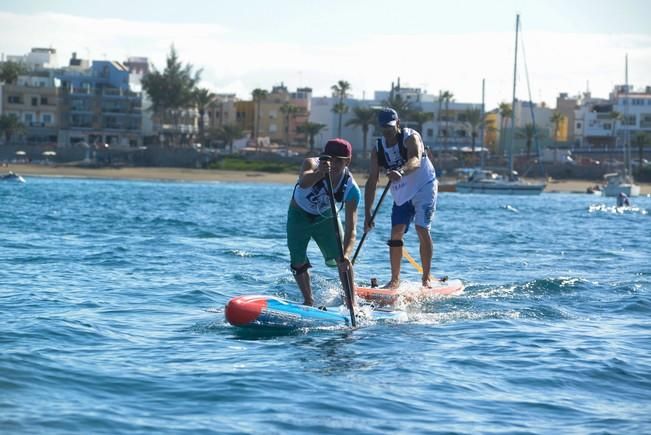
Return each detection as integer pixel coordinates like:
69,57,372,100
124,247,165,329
364,108,438,289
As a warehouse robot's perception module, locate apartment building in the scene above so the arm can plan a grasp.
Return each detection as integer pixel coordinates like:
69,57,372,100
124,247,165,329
56,56,142,148
1,71,60,144
574,85,651,151
255,83,311,146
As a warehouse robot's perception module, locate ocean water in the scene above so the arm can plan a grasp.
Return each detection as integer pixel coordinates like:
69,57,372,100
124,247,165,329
1,176,650,434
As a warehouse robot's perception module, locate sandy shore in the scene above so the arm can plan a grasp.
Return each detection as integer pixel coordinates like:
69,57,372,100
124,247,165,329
5,163,651,194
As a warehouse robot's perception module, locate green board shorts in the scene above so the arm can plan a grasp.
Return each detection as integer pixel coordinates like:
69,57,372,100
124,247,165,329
287,205,342,268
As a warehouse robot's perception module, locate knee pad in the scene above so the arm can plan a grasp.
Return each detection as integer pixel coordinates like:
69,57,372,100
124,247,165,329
290,262,311,277
386,239,404,248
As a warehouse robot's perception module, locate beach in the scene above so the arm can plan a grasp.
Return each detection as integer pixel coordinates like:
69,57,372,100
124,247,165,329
5,163,651,194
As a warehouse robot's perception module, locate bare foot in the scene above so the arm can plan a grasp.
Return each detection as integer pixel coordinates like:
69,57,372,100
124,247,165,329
382,279,400,290
422,276,433,288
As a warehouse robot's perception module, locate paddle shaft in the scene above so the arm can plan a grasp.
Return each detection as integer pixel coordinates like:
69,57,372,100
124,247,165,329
322,162,356,327
351,181,392,265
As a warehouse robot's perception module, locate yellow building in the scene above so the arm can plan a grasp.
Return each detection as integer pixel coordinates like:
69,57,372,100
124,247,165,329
2,74,59,144
255,83,311,146
483,110,499,152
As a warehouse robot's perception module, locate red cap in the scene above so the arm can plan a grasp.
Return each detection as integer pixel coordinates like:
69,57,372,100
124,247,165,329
323,138,352,159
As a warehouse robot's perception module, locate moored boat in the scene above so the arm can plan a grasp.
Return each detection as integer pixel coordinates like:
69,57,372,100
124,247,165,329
1,171,26,183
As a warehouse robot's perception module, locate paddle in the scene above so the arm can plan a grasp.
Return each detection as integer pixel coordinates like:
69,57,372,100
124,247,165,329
351,180,392,265
321,156,356,327
402,247,423,274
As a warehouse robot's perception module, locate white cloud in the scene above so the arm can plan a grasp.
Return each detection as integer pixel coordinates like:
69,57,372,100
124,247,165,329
1,12,650,109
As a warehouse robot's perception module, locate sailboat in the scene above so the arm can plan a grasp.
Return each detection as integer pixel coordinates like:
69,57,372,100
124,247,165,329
602,54,640,197
457,14,546,195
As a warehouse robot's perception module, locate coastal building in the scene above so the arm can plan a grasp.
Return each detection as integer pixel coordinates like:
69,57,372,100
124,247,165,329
555,93,578,143
56,55,142,148
206,94,238,131
255,83,311,147
574,85,651,160
235,100,254,133
6,47,59,69
310,80,486,156
1,71,60,145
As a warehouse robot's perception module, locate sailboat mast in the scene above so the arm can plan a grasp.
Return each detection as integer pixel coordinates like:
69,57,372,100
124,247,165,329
508,14,520,177
625,53,631,176
480,78,485,169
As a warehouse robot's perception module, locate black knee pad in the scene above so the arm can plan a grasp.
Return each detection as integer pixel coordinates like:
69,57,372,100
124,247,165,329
386,239,404,248
291,262,312,277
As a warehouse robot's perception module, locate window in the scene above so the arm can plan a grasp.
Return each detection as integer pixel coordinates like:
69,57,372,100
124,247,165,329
41,96,49,105
24,113,34,123
31,97,38,106
8,95,22,104
427,128,433,138
42,114,53,124
576,122,582,129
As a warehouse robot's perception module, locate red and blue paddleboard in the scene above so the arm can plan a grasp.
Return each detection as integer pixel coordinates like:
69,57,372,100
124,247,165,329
225,295,404,329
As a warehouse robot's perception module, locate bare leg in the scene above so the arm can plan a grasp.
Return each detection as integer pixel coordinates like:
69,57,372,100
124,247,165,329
384,224,406,289
416,225,433,287
292,263,313,306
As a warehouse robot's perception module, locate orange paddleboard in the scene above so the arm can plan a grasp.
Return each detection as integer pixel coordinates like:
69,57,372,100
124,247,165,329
355,279,464,306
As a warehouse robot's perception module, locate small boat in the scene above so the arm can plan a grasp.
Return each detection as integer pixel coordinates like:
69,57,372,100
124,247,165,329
602,172,640,197
586,185,603,196
1,171,25,183
225,295,404,329
456,169,545,195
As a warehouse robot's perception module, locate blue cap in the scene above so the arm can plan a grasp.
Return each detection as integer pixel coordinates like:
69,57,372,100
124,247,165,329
378,108,399,127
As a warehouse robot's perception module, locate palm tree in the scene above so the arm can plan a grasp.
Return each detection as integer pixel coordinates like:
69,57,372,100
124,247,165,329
251,88,268,147
331,80,351,136
279,102,300,154
498,102,513,154
515,123,545,161
141,45,202,145
0,61,27,84
298,122,327,152
194,88,215,145
382,93,412,119
440,90,454,150
345,106,376,157
0,114,25,143
218,124,245,154
550,111,563,145
463,108,482,156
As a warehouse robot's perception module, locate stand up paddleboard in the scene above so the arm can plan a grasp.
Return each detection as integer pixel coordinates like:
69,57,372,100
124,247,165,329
225,295,403,329
356,278,464,306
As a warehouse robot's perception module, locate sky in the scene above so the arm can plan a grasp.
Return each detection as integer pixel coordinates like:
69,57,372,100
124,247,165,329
1,0,650,110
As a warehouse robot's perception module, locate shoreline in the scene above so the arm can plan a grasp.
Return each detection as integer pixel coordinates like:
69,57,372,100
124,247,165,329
5,163,651,194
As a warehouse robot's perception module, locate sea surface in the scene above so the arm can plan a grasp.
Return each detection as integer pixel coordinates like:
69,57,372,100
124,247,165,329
1,176,650,434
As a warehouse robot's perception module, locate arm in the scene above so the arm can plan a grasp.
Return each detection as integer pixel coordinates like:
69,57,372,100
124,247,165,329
342,198,358,259
298,157,329,188
364,148,380,231
386,131,425,182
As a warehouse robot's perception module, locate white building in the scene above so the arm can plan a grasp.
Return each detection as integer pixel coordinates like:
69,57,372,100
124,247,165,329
6,47,59,70
574,85,651,151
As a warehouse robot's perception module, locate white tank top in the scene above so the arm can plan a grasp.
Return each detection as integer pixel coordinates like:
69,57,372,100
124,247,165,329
379,128,436,206
293,159,357,215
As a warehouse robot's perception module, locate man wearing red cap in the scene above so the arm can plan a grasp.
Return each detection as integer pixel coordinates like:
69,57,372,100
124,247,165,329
287,138,361,306
365,108,438,289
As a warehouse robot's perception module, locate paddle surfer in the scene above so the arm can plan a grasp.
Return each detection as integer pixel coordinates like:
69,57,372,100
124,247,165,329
287,138,361,306
364,108,438,289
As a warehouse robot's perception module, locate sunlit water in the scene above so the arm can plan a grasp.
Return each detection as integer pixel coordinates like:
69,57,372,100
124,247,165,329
1,177,650,434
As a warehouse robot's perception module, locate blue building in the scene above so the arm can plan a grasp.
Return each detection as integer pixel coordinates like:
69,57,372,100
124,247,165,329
57,55,142,148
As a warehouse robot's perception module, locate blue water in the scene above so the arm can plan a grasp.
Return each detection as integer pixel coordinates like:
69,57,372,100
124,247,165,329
1,177,650,434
